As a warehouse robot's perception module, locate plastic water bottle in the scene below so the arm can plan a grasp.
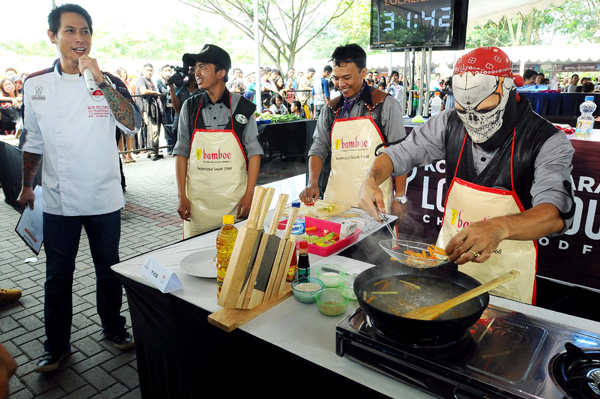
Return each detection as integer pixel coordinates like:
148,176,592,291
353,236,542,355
430,92,442,116
576,96,596,137
216,215,238,297
290,201,305,235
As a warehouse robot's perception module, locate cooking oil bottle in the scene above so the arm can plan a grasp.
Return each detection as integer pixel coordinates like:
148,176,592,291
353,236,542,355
216,215,238,297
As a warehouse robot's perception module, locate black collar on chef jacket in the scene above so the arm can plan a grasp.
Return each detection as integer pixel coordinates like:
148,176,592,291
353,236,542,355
332,81,374,111
200,87,231,109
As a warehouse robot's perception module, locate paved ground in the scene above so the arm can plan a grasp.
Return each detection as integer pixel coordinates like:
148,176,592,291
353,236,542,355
0,152,306,398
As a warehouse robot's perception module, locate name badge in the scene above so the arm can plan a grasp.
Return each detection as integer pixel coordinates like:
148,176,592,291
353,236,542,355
141,256,183,293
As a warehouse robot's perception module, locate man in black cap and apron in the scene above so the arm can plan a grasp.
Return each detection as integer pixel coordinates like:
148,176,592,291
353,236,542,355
173,44,263,238
299,44,407,218
358,47,575,304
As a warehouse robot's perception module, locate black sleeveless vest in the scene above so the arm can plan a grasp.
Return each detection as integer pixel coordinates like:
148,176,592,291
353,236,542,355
444,97,558,210
186,92,256,164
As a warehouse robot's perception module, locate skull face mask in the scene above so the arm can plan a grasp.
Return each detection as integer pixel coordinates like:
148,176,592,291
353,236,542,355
453,73,515,143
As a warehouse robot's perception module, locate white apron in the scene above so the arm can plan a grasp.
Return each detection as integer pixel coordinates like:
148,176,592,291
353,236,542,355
324,109,393,212
183,95,248,238
436,131,537,304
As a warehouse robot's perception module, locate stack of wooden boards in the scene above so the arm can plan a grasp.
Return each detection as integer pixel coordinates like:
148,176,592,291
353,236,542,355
209,186,300,332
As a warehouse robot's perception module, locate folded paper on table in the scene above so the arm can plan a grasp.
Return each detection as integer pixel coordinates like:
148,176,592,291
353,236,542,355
141,256,183,293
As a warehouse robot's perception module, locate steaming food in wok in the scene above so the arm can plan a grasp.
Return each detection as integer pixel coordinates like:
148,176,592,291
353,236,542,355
358,275,482,321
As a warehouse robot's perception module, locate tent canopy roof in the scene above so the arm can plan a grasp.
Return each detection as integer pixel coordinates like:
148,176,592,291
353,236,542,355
468,0,568,27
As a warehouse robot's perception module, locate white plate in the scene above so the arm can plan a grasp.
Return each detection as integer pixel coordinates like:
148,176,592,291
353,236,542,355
179,248,218,278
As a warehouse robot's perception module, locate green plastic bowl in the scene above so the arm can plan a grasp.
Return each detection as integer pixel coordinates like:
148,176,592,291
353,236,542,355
291,277,324,304
338,274,358,301
315,288,350,316
315,264,347,288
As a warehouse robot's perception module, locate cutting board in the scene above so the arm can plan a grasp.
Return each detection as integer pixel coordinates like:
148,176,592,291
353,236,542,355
283,200,351,219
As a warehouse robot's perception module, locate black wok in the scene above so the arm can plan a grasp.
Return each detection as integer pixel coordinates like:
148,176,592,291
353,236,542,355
354,263,489,344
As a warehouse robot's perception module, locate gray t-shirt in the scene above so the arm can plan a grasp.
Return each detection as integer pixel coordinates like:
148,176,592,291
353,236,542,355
381,109,575,233
173,92,264,159
308,94,406,161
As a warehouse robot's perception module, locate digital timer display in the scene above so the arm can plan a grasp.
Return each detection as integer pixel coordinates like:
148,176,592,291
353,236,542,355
370,0,468,50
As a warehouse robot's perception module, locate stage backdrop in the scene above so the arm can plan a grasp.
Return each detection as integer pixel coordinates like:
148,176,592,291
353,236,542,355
397,138,600,290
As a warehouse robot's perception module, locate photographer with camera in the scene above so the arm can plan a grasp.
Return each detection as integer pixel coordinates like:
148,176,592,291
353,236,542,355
169,65,202,153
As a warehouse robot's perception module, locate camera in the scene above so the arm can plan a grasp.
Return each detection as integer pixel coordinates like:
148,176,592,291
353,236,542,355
168,65,187,87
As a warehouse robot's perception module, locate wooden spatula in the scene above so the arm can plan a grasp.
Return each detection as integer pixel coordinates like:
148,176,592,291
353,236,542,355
401,270,521,321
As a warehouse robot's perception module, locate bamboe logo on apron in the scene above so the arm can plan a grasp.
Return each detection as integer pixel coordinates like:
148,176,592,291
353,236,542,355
451,208,490,228
200,148,232,162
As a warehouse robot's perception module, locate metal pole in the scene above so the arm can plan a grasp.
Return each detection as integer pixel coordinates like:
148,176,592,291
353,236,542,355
402,49,410,116
424,48,432,117
417,48,425,117
254,0,261,114
388,51,393,77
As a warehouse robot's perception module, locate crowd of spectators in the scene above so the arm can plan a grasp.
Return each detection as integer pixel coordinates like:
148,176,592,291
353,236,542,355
522,68,600,93
4,61,599,141
0,68,26,136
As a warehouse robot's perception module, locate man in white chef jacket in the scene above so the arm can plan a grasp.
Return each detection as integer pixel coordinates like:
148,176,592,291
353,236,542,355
17,4,142,373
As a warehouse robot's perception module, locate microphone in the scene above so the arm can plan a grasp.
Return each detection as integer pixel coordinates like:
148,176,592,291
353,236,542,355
83,68,97,91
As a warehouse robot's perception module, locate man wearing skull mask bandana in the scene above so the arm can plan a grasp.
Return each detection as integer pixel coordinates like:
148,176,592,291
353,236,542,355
358,47,575,304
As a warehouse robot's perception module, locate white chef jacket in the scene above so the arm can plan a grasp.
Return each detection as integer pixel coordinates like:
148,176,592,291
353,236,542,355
22,64,141,216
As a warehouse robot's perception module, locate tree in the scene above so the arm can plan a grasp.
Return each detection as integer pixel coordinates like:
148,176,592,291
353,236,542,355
177,0,355,70
466,10,554,48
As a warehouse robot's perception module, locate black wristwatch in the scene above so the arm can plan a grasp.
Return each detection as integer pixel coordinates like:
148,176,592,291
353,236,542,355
394,195,408,204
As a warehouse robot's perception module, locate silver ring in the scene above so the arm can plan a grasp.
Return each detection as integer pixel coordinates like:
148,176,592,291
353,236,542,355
469,249,480,258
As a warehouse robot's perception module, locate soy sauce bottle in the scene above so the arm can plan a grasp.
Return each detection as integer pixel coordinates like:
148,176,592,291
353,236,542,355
297,240,310,279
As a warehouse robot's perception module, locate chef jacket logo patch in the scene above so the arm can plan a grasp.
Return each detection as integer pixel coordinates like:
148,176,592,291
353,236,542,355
235,114,248,124
335,139,341,150
32,86,46,101
91,89,105,102
196,149,202,159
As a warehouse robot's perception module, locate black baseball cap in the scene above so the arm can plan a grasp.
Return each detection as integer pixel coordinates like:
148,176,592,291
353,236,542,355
183,44,231,71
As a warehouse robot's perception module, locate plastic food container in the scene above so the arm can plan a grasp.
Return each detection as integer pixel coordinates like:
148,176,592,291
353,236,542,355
315,264,347,288
316,288,350,317
291,277,324,304
338,274,358,301
277,217,362,257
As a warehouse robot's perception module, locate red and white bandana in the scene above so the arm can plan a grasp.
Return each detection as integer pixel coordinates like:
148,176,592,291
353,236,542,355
453,47,513,78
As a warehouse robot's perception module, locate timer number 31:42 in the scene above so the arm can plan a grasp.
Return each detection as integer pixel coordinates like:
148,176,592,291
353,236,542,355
383,7,452,31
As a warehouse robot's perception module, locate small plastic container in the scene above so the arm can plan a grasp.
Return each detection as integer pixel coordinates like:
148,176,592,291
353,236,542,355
316,264,347,288
291,277,324,304
316,288,350,317
338,274,358,301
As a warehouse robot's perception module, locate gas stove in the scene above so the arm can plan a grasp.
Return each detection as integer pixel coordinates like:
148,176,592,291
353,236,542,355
336,305,600,399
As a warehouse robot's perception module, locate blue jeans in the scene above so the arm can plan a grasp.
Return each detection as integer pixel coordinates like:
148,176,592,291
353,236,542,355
43,210,125,353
